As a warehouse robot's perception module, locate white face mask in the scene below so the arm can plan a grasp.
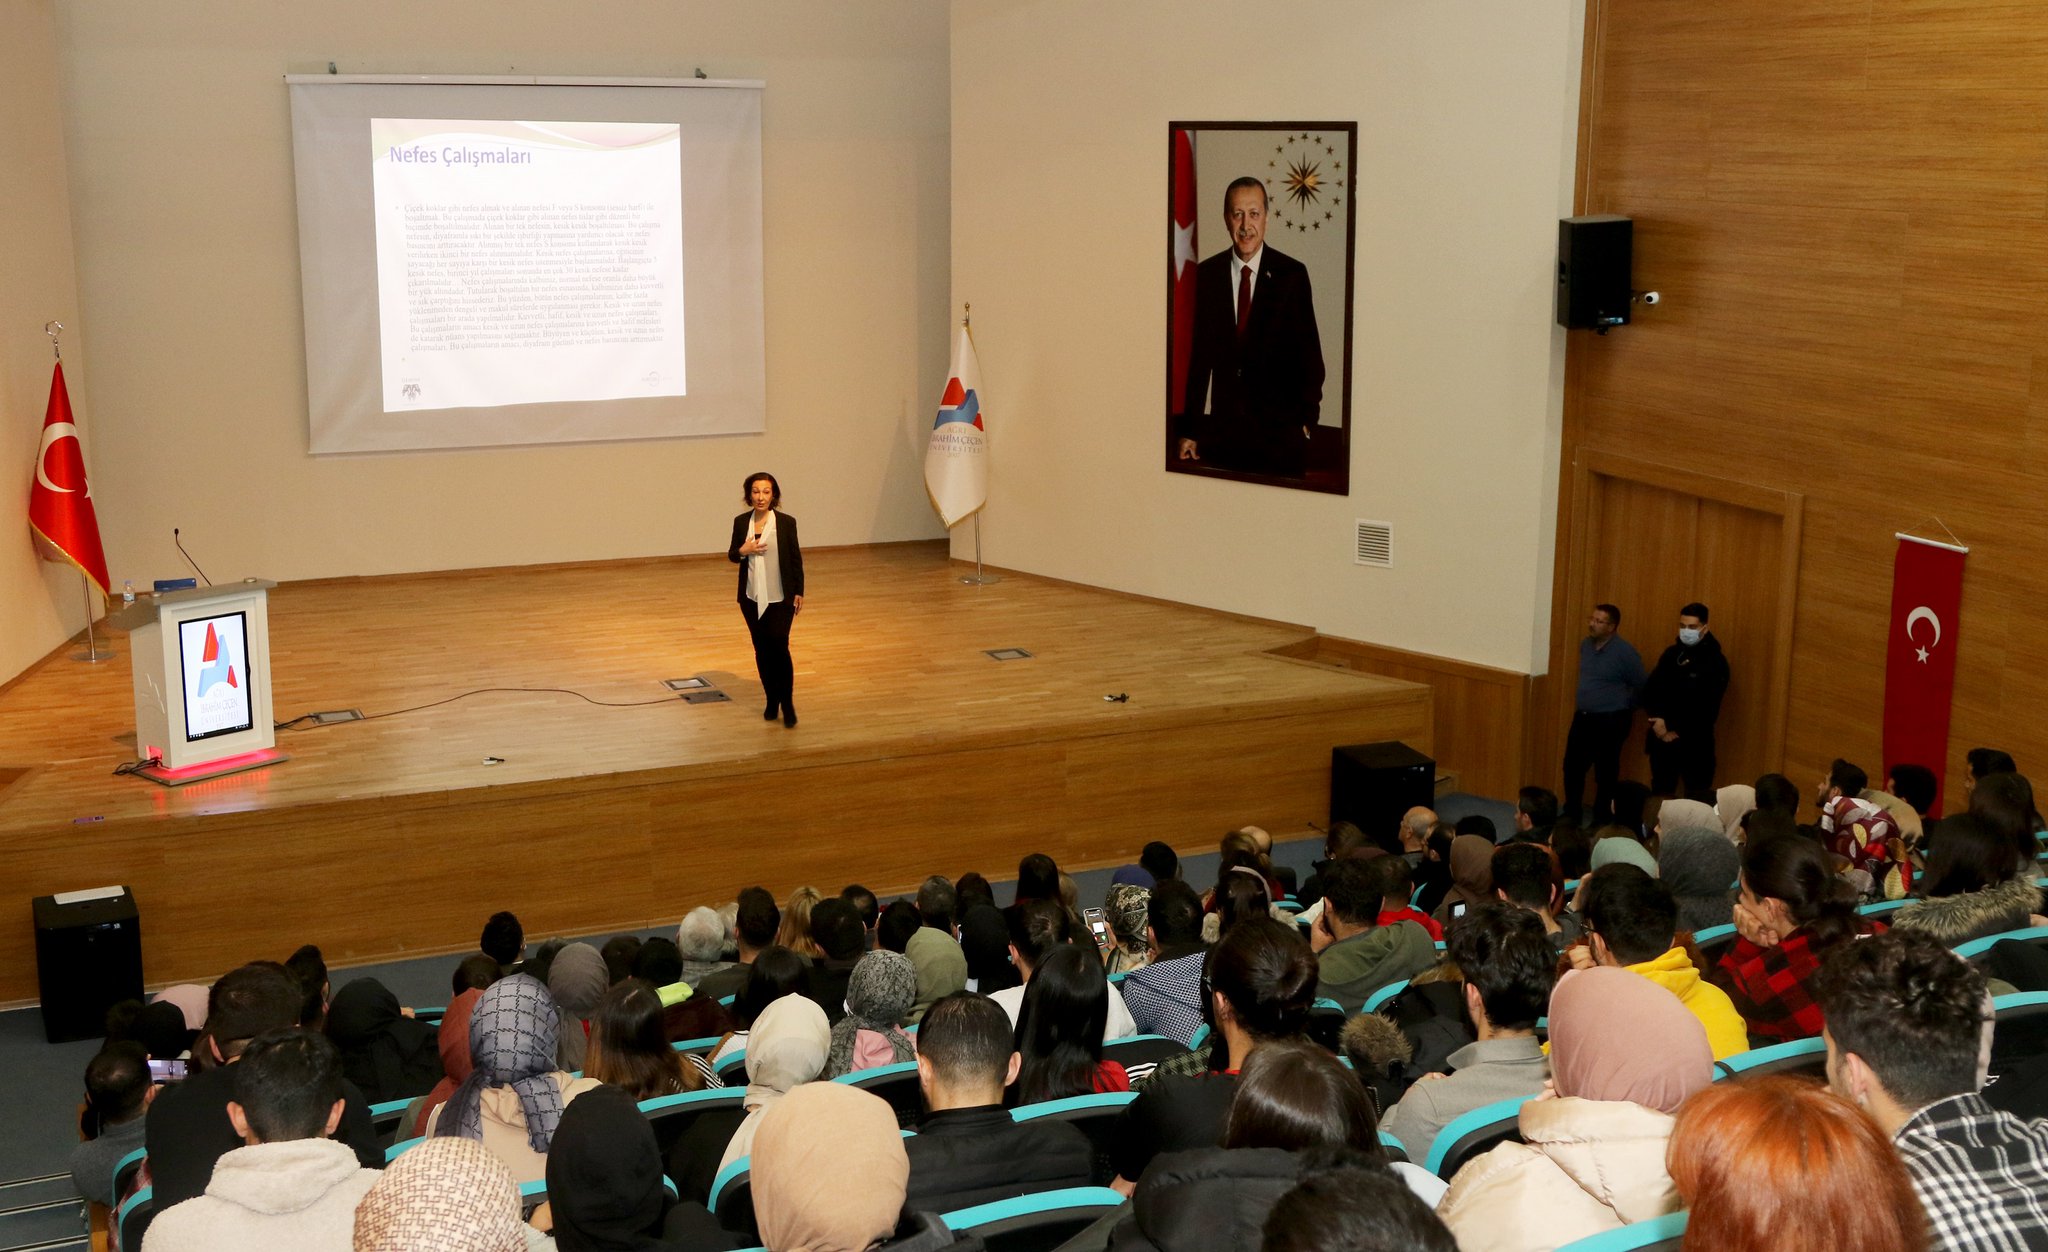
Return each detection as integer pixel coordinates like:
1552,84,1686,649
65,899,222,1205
1678,627,1703,646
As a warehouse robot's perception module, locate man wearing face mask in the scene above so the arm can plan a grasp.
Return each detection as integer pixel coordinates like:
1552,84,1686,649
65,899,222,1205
1642,601,1730,799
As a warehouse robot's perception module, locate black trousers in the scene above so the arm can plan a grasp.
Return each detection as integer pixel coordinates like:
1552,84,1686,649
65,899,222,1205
740,598,795,706
1562,709,1633,824
1648,732,1717,799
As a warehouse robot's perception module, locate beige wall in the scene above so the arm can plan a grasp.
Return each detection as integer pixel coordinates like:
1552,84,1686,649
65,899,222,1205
950,0,1582,673
0,0,89,682
45,0,950,602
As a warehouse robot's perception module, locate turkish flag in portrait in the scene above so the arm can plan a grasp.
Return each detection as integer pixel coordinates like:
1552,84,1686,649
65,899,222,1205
1883,535,1967,816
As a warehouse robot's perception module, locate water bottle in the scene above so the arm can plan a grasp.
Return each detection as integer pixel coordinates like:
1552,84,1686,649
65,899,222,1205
122,579,135,605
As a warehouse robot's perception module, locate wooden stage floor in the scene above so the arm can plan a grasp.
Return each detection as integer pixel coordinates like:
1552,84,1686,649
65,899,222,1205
0,543,1428,1004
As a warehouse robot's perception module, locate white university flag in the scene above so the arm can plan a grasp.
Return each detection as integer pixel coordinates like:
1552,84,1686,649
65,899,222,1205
924,325,988,527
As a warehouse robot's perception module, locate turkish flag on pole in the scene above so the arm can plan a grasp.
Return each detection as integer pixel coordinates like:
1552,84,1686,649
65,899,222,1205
1883,534,1967,816
27,361,111,597
1169,128,1198,417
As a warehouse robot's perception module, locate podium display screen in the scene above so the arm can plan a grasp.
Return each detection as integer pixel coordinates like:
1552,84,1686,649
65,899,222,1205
177,612,255,741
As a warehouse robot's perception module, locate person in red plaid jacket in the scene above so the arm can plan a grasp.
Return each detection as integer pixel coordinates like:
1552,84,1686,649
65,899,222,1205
1816,758,1914,900
1713,832,1884,1043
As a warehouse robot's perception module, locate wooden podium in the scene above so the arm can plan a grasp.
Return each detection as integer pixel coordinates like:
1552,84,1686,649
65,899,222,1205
108,580,286,785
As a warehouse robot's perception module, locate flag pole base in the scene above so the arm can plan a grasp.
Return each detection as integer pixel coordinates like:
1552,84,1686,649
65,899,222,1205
68,648,116,664
958,573,1002,586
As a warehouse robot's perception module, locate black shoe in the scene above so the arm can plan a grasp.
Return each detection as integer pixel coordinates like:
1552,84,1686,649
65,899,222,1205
782,701,798,727
764,699,779,720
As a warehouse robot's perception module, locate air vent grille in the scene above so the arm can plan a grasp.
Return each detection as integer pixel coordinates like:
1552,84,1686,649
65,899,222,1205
1354,520,1392,567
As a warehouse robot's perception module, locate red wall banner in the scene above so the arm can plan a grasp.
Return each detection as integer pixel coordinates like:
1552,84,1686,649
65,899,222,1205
1883,535,1967,816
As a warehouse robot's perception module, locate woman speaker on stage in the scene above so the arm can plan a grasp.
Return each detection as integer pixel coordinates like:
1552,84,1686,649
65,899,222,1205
730,472,805,726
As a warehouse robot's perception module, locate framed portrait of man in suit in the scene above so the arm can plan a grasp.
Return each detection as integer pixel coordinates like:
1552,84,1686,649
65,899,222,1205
1166,122,1357,495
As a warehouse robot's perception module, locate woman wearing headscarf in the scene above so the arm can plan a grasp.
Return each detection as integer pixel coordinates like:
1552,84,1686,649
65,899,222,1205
1659,826,1741,935
718,993,832,1177
1435,966,1714,1252
353,1135,534,1252
541,1083,719,1252
1713,784,1756,842
957,904,1016,994
1103,884,1153,975
825,951,918,1079
1589,833,1660,877
751,1084,952,1252
427,975,601,1184
412,986,485,1137
548,942,610,1073
1432,834,1497,926
152,984,210,1034
326,977,443,1106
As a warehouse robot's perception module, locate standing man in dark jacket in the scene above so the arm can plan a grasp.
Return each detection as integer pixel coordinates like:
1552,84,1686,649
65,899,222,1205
1642,602,1730,799
1561,603,1645,827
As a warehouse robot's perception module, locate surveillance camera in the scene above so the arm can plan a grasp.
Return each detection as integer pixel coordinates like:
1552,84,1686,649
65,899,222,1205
1637,290,1661,305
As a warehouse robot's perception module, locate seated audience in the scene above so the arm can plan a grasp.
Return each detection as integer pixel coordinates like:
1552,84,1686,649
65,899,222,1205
1205,854,1282,943
641,936,733,1044
1141,840,1180,884
144,1031,378,1252
426,974,600,1185
752,1084,969,1252
352,1136,529,1252
324,977,443,1106
1015,852,1061,905
711,944,811,1065
1399,806,1440,855
586,978,705,1101
1510,787,1559,846
876,900,923,954
1657,826,1740,934
806,896,867,1023
544,942,607,1073
677,906,737,988
1588,830,1658,876
1967,746,2020,798
1752,772,1801,819
71,1041,153,1207
147,963,381,1210
1262,1161,1458,1252
1714,783,1756,840
452,953,502,997
1432,834,1496,925
905,876,968,1024
842,883,882,944
1121,880,1208,1045
990,900,1139,1039
1436,966,1712,1252
1012,944,1127,1103
1894,812,2043,946
410,984,483,1137
1577,865,1748,1060
1224,1039,1446,1205
111,997,196,1061
903,991,1093,1212
693,886,781,1004
1887,763,1938,827
825,950,919,1078
1550,823,1593,880
1668,1075,1925,1252
1309,858,1436,1015
480,912,525,971
717,993,832,1176
1972,769,2047,872
286,945,329,1029
954,873,996,915
1373,857,1443,941
957,902,1017,995
1103,883,1154,975
1380,903,1553,1164
1490,842,1582,952
600,935,643,986
1110,916,1318,1189
1818,929,2048,1248
1413,826,1460,915
542,1082,718,1252
776,886,827,960
1298,820,1376,911
1717,831,1879,1044
1816,758,1912,898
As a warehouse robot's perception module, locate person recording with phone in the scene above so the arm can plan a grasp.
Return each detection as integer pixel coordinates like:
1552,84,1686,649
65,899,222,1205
728,471,806,727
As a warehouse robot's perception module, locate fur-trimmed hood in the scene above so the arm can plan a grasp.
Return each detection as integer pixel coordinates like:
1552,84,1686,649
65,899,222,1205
1893,876,2042,946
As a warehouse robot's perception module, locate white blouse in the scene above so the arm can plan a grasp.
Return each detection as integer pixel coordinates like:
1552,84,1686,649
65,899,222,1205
745,510,782,610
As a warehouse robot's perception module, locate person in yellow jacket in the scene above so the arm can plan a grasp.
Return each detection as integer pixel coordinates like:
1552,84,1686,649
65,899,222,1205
1571,864,1750,1061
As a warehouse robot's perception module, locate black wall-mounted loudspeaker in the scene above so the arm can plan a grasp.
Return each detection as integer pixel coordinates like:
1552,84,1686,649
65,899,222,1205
1556,215,1632,330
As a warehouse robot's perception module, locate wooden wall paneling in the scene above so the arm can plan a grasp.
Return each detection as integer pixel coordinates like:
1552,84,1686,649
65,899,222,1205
1692,498,1786,783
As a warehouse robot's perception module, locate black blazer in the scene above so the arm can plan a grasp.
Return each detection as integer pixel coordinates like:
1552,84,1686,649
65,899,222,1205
728,510,805,605
1177,244,1324,444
